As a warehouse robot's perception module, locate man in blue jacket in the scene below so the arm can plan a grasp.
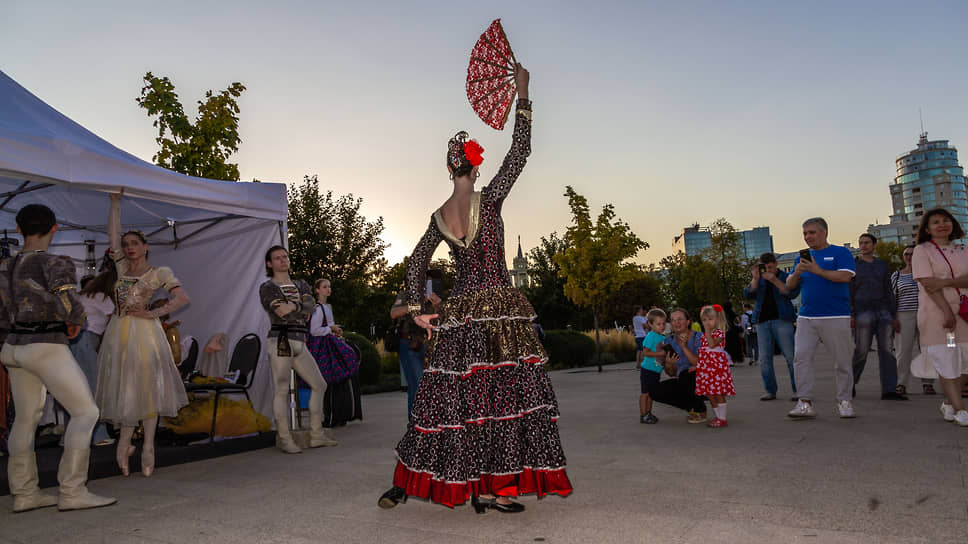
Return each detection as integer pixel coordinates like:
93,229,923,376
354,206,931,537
745,252,800,401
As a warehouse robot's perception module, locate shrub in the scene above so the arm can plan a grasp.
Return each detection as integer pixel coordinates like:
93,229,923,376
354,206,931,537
542,330,596,370
381,352,400,375
583,329,637,363
343,331,381,386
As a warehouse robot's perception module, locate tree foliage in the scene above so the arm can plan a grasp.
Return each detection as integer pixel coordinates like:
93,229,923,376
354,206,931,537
601,273,666,326
136,72,246,180
555,186,648,333
874,240,905,273
656,218,750,313
286,175,389,333
521,232,590,330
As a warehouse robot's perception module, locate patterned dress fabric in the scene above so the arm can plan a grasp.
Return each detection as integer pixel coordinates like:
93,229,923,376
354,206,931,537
96,252,189,426
695,329,736,397
392,102,573,507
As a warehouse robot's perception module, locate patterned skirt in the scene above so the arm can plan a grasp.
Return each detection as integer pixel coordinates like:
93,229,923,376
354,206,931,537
392,286,573,506
304,333,360,384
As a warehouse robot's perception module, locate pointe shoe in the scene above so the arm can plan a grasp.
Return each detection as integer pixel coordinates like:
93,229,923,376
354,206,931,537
116,444,135,477
141,446,155,477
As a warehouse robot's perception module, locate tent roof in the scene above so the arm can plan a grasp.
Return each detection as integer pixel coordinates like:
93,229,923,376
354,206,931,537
0,69,287,239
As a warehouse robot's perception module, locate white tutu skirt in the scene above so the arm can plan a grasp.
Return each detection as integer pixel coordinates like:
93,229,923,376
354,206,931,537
95,315,189,426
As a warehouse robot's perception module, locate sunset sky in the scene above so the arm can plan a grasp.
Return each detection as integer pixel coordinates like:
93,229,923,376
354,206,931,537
3,0,967,266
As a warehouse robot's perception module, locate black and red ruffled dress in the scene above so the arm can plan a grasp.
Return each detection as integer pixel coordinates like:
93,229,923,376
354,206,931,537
391,99,573,506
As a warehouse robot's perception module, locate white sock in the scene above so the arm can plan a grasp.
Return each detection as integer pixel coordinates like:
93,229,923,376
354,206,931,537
715,404,727,420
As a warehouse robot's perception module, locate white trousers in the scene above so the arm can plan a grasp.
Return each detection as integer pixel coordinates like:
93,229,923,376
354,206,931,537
1,343,99,454
266,336,326,424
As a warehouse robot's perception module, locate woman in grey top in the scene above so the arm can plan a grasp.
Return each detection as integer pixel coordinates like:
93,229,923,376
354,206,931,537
893,243,936,395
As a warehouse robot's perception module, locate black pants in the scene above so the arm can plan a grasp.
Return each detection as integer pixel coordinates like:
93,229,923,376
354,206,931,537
648,371,706,413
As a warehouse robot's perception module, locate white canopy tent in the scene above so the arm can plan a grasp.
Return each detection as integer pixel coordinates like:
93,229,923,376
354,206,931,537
0,70,288,418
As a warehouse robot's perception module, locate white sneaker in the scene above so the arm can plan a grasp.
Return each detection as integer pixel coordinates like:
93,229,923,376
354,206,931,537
787,399,816,418
838,400,856,418
954,410,968,427
941,402,956,421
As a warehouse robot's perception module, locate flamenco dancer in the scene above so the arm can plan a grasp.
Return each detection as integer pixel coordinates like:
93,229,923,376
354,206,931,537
1,204,115,512
379,64,572,513
96,192,190,477
259,246,338,453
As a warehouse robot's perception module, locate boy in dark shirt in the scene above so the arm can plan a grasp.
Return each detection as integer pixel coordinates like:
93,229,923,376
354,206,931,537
0,204,116,512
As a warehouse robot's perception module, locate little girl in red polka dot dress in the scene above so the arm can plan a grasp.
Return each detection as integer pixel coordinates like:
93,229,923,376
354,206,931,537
696,304,735,428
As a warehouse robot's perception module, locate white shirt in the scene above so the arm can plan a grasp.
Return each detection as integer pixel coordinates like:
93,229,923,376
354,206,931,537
80,293,115,335
632,315,648,338
308,303,335,337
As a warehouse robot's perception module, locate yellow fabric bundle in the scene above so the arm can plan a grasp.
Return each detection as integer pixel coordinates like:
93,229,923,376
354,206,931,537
164,396,271,437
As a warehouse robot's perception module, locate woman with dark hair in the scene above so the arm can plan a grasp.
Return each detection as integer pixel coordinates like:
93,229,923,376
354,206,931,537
379,64,572,513
304,278,361,427
910,208,968,425
68,263,118,446
259,246,336,453
96,193,190,476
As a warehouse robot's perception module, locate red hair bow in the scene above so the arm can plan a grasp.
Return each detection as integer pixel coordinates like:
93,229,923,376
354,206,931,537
463,140,484,166
712,304,723,313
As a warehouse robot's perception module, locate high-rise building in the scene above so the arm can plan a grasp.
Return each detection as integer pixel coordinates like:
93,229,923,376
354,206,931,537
672,224,773,260
869,133,967,245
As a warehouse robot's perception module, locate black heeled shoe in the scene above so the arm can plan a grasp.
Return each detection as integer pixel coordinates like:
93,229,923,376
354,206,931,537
378,486,407,509
472,495,525,514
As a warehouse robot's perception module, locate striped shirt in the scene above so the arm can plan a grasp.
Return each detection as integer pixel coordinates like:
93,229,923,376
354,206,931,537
891,271,919,312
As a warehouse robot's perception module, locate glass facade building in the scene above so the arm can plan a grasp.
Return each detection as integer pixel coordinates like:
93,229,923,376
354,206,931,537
673,224,773,260
870,133,966,245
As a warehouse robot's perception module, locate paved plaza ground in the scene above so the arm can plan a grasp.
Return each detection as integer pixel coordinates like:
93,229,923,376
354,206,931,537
2,346,967,543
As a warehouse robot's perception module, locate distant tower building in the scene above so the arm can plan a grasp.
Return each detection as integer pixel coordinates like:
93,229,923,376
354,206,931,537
509,236,530,288
869,133,967,245
673,224,773,260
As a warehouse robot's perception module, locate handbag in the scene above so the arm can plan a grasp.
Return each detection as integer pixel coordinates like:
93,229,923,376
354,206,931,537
929,241,968,324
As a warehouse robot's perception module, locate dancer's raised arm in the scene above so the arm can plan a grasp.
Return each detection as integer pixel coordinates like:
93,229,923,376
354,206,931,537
483,64,531,204
109,192,122,254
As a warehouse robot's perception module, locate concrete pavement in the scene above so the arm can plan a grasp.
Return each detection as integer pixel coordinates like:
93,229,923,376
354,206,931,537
2,345,967,543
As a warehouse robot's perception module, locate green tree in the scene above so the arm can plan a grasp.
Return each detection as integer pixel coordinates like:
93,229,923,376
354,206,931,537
521,232,589,330
602,273,666,326
701,218,751,308
286,175,389,333
136,72,246,180
555,186,648,370
655,252,720,313
875,240,905,273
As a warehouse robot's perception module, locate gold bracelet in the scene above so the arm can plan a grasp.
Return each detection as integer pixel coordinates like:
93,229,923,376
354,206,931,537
517,109,532,122
407,304,423,312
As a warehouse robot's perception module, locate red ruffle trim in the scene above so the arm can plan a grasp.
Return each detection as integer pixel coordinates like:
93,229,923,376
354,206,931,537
392,461,573,507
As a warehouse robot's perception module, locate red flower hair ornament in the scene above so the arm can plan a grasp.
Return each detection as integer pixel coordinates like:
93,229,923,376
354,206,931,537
463,140,484,166
712,304,724,313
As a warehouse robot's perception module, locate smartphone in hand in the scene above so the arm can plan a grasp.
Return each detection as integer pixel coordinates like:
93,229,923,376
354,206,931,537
799,249,812,262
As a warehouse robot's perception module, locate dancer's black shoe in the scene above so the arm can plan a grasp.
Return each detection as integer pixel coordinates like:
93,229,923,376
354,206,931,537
378,486,407,509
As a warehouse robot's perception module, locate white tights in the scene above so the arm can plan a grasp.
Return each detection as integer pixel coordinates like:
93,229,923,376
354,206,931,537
1,343,99,454
267,336,326,423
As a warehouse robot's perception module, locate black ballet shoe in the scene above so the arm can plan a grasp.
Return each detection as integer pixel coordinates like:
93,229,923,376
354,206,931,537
378,486,407,509
472,496,524,514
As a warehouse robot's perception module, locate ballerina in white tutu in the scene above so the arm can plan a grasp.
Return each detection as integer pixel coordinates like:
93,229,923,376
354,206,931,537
95,192,190,477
